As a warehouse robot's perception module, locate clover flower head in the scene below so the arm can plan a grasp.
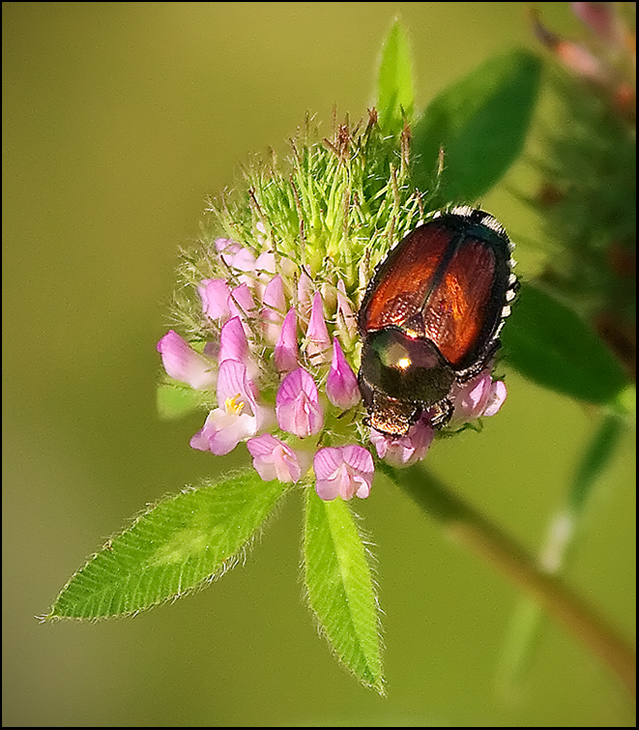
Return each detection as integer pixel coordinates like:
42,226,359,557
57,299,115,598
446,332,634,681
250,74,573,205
157,114,511,499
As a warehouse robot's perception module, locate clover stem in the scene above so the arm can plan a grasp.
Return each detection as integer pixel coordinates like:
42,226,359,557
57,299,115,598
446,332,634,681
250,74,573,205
378,461,636,699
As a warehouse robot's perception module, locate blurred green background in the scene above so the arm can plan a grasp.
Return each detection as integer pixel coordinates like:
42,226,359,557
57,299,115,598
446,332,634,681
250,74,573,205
3,2,635,726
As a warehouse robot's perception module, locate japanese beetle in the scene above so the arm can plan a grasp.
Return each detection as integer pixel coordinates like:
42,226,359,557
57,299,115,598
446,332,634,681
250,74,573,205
357,206,518,437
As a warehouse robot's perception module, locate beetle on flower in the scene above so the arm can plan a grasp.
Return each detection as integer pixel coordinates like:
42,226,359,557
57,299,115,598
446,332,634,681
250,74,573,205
157,115,511,501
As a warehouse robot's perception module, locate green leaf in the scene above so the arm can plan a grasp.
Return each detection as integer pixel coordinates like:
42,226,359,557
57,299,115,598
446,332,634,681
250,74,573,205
47,470,288,620
156,381,202,420
569,412,626,512
501,282,629,405
303,488,384,694
376,19,414,134
412,49,541,203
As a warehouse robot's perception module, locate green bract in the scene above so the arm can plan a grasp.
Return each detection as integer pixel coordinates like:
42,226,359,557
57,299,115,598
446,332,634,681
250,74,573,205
175,111,432,341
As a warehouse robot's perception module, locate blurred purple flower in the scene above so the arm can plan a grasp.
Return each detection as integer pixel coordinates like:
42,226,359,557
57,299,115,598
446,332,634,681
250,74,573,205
572,2,623,46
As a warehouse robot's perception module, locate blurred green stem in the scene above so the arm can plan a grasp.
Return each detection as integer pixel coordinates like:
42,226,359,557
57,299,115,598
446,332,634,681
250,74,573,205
498,413,628,692
378,461,636,699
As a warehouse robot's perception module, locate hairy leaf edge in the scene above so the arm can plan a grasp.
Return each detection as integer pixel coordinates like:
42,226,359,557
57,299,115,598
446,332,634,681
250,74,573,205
41,472,290,623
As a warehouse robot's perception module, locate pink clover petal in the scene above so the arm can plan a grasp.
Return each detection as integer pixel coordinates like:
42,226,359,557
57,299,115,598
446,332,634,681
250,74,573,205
449,372,508,423
255,251,276,278
199,279,231,320
326,338,360,409
336,280,358,343
262,275,286,344
276,367,324,437
190,408,257,456
219,317,250,364
216,359,257,414
370,416,435,466
482,380,507,417
297,270,313,324
229,247,256,273
215,238,256,273
262,274,286,312
215,237,237,254
450,372,493,423
190,359,267,456
274,308,299,373
218,365,283,439
253,252,279,303
306,292,331,362
219,316,260,382
341,444,375,499
246,434,302,483
313,445,374,501
229,282,256,319
157,330,216,390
